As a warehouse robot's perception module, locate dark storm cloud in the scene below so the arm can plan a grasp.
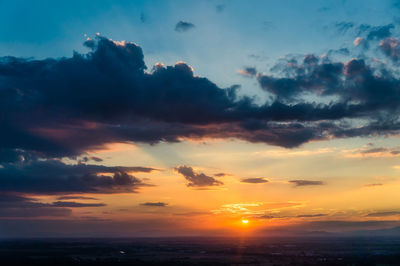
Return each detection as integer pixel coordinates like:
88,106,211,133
175,21,195,32
241,177,269,183
1,35,400,162
0,159,151,194
140,202,168,207
289,180,325,187
175,166,223,187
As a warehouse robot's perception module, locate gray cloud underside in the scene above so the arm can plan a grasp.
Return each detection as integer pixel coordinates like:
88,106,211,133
0,194,106,218
175,21,195,32
0,160,152,194
241,177,269,183
365,211,400,217
1,35,400,162
140,202,168,207
1,34,400,197
289,180,325,186
175,165,223,187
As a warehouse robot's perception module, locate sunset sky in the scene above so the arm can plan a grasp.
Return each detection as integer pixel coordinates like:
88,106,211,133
1,0,400,237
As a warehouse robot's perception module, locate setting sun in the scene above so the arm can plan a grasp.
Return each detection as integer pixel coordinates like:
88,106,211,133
241,219,249,224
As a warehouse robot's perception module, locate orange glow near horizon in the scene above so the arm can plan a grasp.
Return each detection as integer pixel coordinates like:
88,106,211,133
48,138,400,236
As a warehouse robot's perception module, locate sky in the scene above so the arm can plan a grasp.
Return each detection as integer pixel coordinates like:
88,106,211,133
1,0,400,237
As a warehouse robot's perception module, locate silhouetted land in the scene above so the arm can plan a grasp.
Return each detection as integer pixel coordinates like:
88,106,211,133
1,237,400,265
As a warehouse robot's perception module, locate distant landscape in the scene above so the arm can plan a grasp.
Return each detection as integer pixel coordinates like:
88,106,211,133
2,237,400,265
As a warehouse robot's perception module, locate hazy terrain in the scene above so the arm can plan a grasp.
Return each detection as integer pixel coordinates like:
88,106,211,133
1,237,400,265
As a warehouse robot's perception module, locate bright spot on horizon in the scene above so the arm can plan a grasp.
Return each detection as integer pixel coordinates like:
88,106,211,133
241,219,249,224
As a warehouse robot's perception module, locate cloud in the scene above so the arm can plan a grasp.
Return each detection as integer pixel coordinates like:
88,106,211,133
361,147,388,154
241,177,269,183
353,37,367,49
0,194,72,218
362,24,395,41
140,202,168,207
258,213,327,220
0,206,71,218
0,159,151,194
379,38,400,61
333,22,394,45
363,183,383,188
213,202,303,216
89,156,103,162
214,172,230,177
334,21,355,34
289,180,325,187
56,196,99,200
365,211,400,217
264,202,304,209
347,146,400,158
296,213,327,218
172,211,209,216
2,35,400,161
237,67,257,77
175,166,223,187
0,193,105,219
175,21,195,32
52,201,106,207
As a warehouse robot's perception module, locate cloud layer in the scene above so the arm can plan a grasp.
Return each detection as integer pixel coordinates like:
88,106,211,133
2,35,400,163
0,159,152,194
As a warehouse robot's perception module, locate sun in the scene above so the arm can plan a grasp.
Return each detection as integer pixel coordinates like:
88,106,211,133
241,219,249,224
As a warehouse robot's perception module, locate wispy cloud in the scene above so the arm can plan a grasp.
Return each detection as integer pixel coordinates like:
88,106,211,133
140,202,168,207
241,177,269,184
363,183,383,188
52,201,106,208
365,211,400,217
289,180,325,187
